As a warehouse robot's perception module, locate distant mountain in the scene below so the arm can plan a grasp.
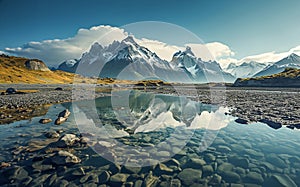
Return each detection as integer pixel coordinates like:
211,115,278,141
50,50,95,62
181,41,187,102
254,53,300,77
58,37,235,83
233,68,300,87
224,61,268,78
57,59,80,73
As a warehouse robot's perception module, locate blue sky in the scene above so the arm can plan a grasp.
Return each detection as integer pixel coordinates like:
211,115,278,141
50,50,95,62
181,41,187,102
1,0,300,66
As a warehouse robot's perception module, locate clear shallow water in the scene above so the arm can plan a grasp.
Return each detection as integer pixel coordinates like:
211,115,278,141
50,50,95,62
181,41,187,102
0,90,299,186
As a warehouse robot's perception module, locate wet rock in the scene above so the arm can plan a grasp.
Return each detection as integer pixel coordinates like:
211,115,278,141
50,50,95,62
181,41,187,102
209,174,222,185
32,160,53,171
202,165,214,177
121,165,141,174
6,88,17,94
55,87,63,91
0,162,11,169
220,171,241,183
159,179,181,187
217,163,234,173
184,158,206,169
39,118,52,124
54,109,71,125
29,174,51,186
109,173,129,186
204,153,216,163
2,166,28,182
163,158,181,168
55,117,67,125
51,150,81,165
98,171,110,184
235,118,248,124
177,168,202,186
244,149,264,158
259,119,282,129
143,171,159,187
44,131,60,138
56,134,80,147
263,174,297,187
244,171,264,184
109,164,121,175
134,180,143,187
58,109,71,118
217,145,232,153
229,156,249,168
154,163,173,175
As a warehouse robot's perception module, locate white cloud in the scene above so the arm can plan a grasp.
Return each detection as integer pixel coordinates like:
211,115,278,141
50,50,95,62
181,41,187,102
4,24,300,69
136,38,182,61
5,25,128,66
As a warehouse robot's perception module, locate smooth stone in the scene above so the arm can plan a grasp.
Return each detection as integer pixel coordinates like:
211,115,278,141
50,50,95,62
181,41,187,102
204,153,216,163
39,118,52,124
110,173,129,186
109,164,121,175
155,151,171,157
51,150,81,165
29,174,51,186
209,174,222,185
244,149,264,158
58,109,71,118
235,118,248,124
143,171,159,187
217,145,232,153
159,179,181,187
55,117,67,125
98,171,110,184
244,172,264,184
177,168,202,186
202,165,214,177
263,174,297,187
121,165,141,174
44,131,60,139
32,161,53,171
134,180,143,187
56,134,80,148
220,171,241,183
185,158,206,169
229,156,249,168
217,163,234,174
3,166,28,181
163,158,181,168
154,163,173,175
234,167,246,175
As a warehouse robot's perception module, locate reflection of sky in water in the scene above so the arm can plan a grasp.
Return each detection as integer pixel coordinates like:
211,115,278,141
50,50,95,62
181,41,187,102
73,90,233,136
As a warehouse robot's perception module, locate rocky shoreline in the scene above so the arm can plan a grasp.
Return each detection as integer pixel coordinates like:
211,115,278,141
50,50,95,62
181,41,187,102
1,84,300,128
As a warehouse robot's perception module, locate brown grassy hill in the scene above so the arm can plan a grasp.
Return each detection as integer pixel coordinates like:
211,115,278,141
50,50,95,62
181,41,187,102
0,54,83,84
233,68,300,87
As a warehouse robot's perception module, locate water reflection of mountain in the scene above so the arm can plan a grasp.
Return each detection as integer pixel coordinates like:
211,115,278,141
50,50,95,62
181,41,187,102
73,90,232,135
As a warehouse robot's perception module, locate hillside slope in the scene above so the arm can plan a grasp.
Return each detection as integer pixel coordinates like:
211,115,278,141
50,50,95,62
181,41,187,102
0,54,90,84
233,68,300,87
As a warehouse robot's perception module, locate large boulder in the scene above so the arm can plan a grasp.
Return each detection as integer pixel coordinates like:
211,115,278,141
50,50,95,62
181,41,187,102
25,60,50,71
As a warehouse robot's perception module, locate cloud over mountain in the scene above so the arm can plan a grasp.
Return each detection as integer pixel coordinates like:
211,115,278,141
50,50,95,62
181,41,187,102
4,25,235,67
4,24,300,68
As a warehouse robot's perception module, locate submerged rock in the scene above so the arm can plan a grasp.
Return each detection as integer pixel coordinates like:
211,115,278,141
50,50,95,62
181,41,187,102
259,119,282,129
263,174,297,187
177,168,202,186
109,173,129,186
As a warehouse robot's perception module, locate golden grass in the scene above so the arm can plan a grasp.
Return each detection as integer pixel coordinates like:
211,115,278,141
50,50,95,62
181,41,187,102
240,68,300,82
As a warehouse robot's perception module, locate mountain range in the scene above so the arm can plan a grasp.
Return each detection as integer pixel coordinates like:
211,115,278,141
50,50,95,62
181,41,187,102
58,36,235,83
